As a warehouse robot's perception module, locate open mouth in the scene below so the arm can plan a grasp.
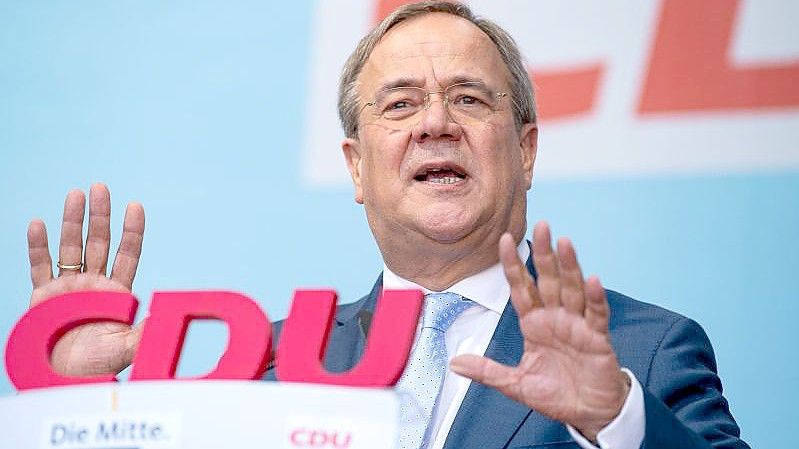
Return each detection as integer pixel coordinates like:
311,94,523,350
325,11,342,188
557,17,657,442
413,164,467,185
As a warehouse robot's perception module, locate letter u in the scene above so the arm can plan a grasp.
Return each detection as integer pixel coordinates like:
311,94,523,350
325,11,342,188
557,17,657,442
275,289,423,386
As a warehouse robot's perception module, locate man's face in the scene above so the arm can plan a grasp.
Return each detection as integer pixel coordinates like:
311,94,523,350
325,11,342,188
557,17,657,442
342,13,537,252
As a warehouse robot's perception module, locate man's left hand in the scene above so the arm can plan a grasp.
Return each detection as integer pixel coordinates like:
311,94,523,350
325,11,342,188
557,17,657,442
450,221,630,442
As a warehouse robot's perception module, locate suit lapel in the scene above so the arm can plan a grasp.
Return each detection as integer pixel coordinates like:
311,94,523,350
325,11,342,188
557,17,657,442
442,249,567,449
442,300,534,449
341,274,538,448
323,275,383,372
330,251,566,448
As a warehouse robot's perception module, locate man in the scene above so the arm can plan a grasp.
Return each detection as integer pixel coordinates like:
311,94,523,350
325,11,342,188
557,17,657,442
25,2,748,448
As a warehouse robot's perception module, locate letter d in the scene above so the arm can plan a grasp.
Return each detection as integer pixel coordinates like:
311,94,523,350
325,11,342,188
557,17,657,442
129,291,271,380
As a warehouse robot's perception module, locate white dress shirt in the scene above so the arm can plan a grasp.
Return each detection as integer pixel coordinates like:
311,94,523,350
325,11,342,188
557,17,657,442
382,241,645,449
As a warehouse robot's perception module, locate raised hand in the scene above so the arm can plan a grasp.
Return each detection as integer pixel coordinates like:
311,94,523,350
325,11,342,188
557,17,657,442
27,183,145,377
450,221,629,442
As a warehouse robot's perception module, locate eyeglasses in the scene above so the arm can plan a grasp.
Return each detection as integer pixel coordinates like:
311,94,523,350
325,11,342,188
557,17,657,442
360,82,510,129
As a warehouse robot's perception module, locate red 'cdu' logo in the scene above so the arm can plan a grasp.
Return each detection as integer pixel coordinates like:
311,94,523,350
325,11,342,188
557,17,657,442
4,289,423,391
289,427,352,448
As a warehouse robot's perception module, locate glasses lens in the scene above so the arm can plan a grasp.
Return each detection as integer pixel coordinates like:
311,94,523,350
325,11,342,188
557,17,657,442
445,83,498,120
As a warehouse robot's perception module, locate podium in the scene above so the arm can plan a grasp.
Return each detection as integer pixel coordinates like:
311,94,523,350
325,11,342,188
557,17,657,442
0,381,400,449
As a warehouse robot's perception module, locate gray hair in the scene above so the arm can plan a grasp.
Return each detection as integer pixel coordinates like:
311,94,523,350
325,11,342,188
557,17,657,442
337,0,537,139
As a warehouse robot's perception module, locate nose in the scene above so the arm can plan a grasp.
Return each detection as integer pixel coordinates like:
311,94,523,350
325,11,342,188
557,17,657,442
411,94,463,143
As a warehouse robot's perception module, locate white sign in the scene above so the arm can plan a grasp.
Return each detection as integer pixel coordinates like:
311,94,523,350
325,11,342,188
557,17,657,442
0,382,399,449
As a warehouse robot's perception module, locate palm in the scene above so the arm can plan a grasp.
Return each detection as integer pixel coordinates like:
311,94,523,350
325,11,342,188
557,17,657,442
451,222,628,441
26,184,145,377
31,275,139,376
506,307,622,425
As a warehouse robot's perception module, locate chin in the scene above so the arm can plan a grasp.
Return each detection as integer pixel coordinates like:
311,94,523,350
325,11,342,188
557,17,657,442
414,204,479,244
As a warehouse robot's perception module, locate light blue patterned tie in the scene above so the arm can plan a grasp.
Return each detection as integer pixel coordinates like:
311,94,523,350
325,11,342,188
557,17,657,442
396,292,473,449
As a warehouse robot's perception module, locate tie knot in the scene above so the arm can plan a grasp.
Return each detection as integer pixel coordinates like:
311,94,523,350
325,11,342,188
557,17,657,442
422,292,472,332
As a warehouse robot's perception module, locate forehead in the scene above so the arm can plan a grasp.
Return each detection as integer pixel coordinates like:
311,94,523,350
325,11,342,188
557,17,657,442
359,13,510,92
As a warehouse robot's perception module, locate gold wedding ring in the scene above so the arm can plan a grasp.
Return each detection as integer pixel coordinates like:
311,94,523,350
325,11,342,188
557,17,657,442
57,261,83,271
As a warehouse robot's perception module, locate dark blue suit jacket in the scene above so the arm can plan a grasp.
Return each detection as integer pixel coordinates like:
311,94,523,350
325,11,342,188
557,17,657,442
266,256,749,449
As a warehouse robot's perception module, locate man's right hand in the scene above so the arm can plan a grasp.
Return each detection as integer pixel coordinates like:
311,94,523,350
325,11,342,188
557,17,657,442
27,183,145,377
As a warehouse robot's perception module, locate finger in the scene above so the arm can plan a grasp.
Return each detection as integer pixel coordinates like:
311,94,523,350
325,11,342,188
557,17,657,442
584,276,610,334
532,221,561,308
83,183,112,275
58,189,86,277
557,237,586,315
450,354,518,393
28,219,54,291
110,202,145,290
499,232,541,316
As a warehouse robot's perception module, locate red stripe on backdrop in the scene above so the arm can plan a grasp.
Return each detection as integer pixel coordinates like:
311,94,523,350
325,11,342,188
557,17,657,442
532,65,603,121
639,0,799,114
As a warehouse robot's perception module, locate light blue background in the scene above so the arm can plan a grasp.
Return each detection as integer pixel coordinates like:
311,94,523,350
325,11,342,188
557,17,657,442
1,2,797,448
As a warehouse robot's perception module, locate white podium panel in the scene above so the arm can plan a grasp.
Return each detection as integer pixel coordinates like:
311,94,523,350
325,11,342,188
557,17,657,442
0,381,399,449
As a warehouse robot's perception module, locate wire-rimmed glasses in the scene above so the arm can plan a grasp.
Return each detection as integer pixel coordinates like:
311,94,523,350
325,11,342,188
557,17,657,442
360,82,510,129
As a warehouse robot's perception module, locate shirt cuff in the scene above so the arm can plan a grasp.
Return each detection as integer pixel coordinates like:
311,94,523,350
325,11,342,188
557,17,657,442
566,368,645,449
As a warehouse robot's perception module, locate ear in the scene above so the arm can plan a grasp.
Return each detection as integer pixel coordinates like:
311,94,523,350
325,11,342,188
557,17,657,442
342,137,364,204
519,123,538,190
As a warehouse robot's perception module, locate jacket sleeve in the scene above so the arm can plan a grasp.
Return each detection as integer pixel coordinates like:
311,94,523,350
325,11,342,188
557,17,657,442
642,316,749,449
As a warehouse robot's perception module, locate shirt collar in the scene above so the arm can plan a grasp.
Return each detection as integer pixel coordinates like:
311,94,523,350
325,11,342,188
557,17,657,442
382,240,530,315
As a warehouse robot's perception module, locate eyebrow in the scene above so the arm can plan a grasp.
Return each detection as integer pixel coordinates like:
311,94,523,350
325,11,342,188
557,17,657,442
376,77,425,92
446,75,489,87
447,77,495,96
374,75,496,93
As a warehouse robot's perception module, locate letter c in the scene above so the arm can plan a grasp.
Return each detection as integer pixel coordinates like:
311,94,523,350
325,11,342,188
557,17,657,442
5,291,137,391
290,428,307,445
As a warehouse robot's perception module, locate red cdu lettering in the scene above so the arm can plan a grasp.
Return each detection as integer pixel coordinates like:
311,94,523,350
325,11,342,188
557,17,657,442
5,289,422,391
4,291,138,391
276,289,422,386
289,428,352,448
129,291,271,381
